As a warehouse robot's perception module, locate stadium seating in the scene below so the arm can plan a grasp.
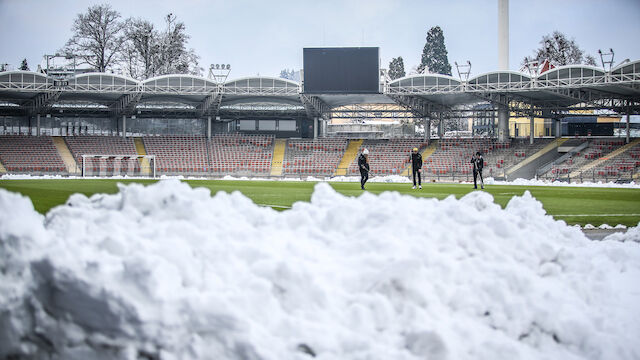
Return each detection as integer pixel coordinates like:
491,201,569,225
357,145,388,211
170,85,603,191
539,139,627,181
65,136,139,173
586,141,639,181
0,135,66,173
143,136,210,174
210,134,274,175
283,138,347,176
421,138,553,181
345,138,426,176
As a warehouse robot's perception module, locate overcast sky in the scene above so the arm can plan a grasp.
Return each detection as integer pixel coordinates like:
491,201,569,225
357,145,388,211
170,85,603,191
1,0,639,79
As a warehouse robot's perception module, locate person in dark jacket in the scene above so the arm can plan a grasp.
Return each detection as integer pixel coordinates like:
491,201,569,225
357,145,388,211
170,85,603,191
358,148,370,190
471,151,484,189
410,147,422,189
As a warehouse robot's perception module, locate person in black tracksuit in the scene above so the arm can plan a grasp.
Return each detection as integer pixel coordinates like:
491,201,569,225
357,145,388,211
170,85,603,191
410,147,422,189
471,151,484,189
358,149,370,190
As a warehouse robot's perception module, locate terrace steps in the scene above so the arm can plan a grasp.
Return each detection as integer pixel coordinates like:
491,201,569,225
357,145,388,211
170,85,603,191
505,138,568,176
134,137,152,176
0,159,6,173
334,139,363,176
570,138,640,178
401,141,438,176
270,139,286,176
53,136,79,174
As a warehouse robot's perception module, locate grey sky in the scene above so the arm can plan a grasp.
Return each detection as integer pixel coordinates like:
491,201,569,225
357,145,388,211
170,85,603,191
1,0,639,79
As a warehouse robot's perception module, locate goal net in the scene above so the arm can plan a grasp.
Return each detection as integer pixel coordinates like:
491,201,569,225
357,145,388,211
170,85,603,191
81,154,156,178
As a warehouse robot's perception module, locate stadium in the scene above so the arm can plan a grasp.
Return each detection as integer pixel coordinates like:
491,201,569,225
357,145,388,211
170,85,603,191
1,0,640,359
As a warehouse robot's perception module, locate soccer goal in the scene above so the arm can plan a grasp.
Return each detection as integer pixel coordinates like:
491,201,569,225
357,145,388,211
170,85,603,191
81,154,156,178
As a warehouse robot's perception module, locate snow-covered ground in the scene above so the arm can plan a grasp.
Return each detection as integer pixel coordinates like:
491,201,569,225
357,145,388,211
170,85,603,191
2,173,639,188
1,180,639,359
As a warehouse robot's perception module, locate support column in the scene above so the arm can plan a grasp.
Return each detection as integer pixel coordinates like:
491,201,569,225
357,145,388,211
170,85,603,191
122,115,126,138
555,118,561,138
626,102,631,144
529,115,534,145
498,106,509,142
425,118,431,144
36,114,41,136
207,116,212,139
313,117,318,139
437,113,443,138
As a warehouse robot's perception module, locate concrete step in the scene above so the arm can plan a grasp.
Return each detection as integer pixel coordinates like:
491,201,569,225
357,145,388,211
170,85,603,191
52,136,79,174
270,139,287,176
334,139,363,176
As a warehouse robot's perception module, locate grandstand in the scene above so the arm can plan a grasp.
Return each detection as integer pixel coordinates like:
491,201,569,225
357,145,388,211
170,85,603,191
346,138,426,176
210,134,274,175
1,133,639,181
143,136,209,175
537,138,640,182
283,138,347,176
0,51,638,181
0,135,66,173
65,136,139,174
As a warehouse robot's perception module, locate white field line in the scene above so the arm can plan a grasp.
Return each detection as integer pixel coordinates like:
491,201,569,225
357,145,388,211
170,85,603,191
258,204,292,209
554,214,640,217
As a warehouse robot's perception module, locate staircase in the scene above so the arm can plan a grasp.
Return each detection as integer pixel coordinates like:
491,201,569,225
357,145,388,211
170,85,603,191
569,138,640,178
505,138,568,179
401,141,438,176
270,139,287,176
52,137,79,174
134,137,152,176
334,139,363,176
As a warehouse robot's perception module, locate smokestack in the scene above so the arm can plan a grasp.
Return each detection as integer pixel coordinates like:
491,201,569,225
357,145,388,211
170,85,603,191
498,0,509,70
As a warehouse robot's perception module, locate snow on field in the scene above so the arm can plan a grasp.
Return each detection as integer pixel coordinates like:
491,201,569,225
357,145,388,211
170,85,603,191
2,173,639,188
1,180,639,359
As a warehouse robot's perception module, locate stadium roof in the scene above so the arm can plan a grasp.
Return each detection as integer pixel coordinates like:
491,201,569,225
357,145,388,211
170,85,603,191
0,60,639,118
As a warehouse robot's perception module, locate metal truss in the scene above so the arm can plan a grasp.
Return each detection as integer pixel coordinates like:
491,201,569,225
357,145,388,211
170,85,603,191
329,104,416,120
111,93,142,117
299,94,330,119
27,91,63,115
387,94,452,118
197,91,223,117
219,103,305,119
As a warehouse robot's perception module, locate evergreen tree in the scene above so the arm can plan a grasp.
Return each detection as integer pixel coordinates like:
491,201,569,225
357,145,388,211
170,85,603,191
19,58,29,71
417,26,452,76
279,68,294,80
523,31,596,67
388,57,405,80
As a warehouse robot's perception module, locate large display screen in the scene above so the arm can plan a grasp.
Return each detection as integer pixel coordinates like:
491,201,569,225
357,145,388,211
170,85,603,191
303,47,379,94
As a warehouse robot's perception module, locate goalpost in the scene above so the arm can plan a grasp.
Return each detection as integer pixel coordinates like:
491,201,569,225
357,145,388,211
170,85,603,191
81,154,156,178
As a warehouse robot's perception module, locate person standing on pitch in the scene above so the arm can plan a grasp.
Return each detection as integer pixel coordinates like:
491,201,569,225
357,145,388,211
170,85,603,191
358,148,370,190
410,147,422,189
471,151,484,189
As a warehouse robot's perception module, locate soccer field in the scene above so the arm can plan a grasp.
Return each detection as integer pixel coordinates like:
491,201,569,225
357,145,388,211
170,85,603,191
1,179,639,227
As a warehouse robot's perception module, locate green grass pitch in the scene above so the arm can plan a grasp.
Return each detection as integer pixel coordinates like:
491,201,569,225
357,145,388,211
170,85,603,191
1,179,639,227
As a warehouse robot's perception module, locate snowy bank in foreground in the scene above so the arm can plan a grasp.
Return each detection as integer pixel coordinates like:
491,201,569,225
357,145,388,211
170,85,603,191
1,181,639,359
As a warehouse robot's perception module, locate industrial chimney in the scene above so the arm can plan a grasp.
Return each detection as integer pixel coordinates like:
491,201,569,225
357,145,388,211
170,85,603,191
498,0,509,70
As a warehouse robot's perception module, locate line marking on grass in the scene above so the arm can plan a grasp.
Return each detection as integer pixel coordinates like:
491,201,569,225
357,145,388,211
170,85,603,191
258,204,292,209
555,214,640,217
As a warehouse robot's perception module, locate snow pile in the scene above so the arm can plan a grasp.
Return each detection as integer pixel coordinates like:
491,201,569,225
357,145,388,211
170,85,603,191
1,181,640,359
486,177,640,189
603,224,640,242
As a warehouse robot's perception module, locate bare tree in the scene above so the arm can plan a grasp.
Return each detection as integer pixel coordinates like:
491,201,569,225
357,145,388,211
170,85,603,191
156,14,202,76
63,4,128,72
122,19,158,79
523,31,597,67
